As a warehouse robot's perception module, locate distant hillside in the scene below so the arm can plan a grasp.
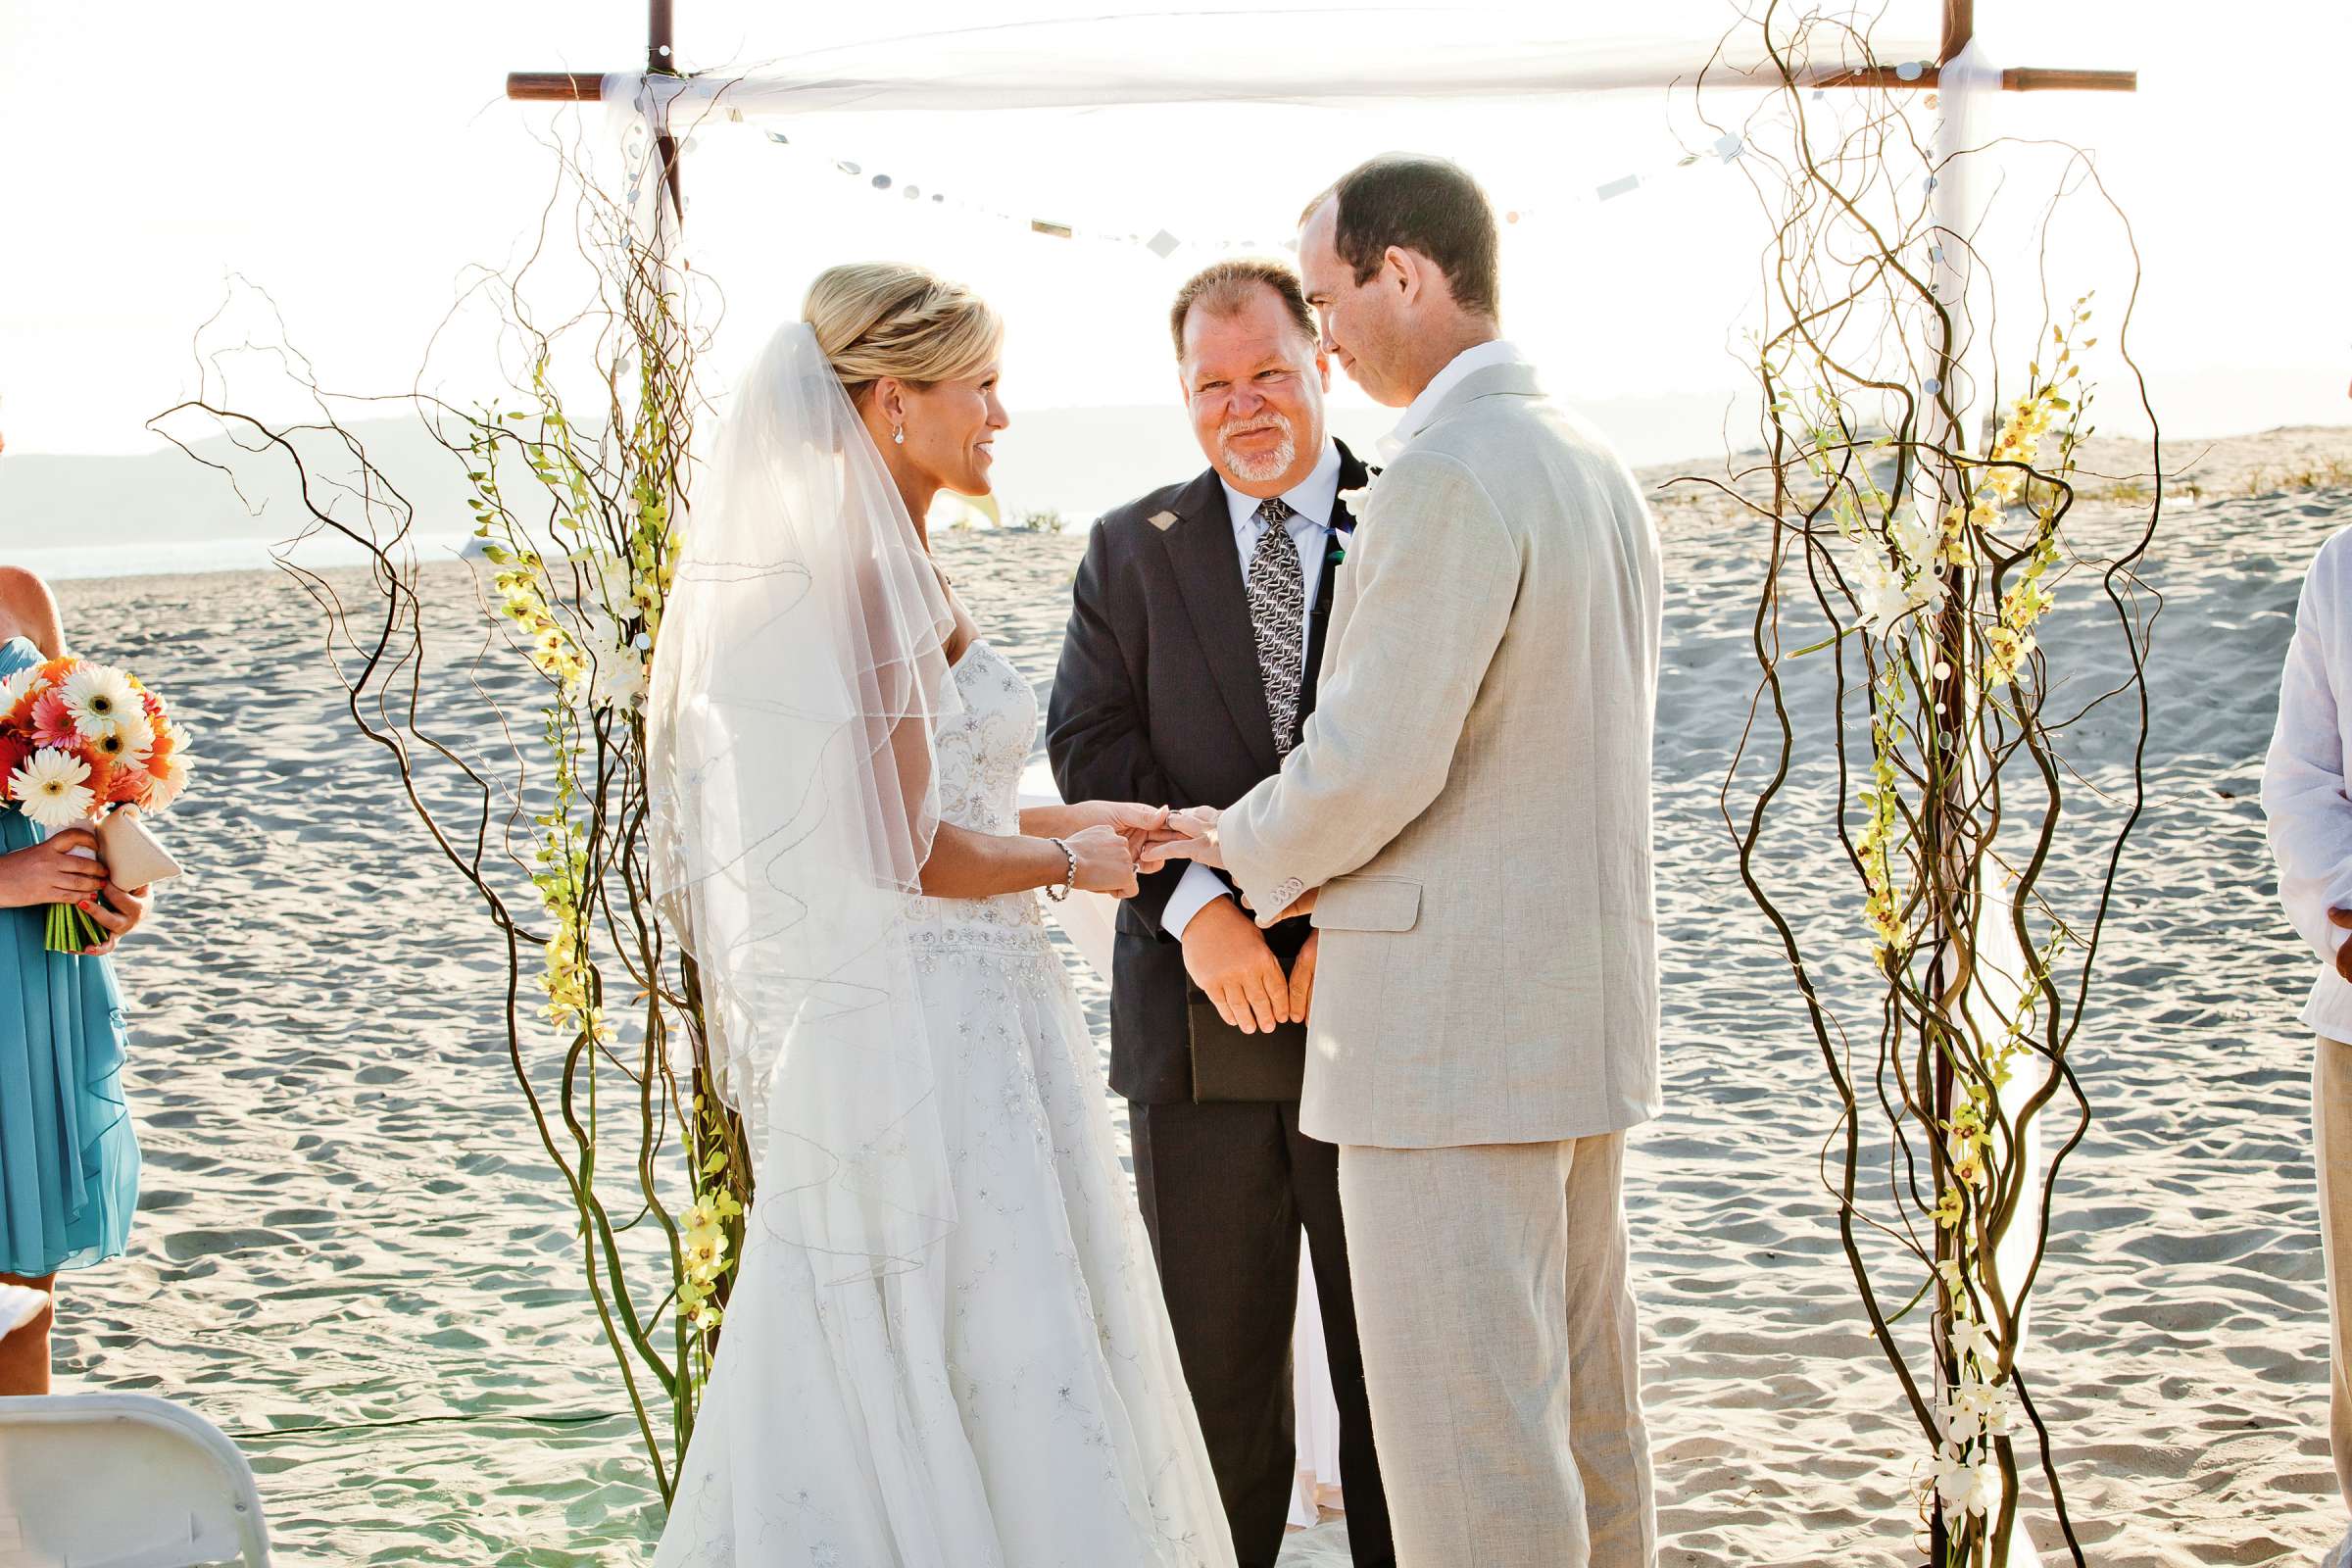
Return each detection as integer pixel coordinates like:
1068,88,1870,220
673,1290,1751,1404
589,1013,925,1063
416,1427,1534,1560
0,391,1761,556
0,418,483,548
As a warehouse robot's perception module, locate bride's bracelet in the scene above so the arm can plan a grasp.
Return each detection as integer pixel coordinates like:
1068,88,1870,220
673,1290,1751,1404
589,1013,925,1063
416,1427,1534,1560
1045,837,1077,903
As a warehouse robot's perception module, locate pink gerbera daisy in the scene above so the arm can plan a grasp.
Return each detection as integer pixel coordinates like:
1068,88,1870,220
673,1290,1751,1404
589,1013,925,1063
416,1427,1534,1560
29,689,77,750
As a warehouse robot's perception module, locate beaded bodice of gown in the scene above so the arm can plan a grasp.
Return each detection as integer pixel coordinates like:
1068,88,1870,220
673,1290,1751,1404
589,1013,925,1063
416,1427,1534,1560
904,640,1053,950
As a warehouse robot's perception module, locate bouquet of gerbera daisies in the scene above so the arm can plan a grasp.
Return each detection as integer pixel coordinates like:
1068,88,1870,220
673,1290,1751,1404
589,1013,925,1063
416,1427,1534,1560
0,658,191,951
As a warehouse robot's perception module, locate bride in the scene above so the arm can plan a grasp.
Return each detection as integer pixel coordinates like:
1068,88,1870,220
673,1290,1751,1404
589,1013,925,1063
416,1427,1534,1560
648,263,1236,1567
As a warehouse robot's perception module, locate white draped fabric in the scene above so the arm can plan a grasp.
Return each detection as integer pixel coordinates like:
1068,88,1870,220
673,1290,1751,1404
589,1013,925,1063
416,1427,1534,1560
600,7,1934,129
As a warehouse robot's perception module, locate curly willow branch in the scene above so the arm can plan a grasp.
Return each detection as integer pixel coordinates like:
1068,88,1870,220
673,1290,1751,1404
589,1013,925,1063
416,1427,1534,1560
149,122,748,1501
1683,8,2158,1563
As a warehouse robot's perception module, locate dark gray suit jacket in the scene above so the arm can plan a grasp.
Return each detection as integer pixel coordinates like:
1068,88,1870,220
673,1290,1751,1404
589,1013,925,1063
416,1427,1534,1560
1047,441,1372,1102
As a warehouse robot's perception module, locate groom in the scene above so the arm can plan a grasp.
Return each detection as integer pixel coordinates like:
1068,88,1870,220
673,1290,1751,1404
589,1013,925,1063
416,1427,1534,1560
1048,259,1393,1568
1147,155,1664,1565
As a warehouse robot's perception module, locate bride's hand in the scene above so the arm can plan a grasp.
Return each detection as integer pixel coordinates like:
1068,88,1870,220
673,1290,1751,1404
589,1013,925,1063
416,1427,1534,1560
1076,800,1177,858
1063,824,1141,898
1138,807,1222,871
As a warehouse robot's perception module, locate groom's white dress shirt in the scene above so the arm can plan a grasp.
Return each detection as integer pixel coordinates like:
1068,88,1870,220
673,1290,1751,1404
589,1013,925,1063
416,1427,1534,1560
1375,338,1526,464
1163,437,1344,940
2264,525,2352,1039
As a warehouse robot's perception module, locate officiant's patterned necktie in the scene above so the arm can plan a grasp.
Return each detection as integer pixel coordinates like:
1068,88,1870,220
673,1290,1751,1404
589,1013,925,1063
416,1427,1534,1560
1248,497,1307,758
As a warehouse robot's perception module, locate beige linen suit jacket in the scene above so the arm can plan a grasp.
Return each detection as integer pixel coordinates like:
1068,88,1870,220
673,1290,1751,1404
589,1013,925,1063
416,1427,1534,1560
1221,359,1663,1150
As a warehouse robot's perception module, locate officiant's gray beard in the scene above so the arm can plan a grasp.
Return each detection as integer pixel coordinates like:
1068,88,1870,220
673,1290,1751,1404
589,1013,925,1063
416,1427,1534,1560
1218,413,1298,484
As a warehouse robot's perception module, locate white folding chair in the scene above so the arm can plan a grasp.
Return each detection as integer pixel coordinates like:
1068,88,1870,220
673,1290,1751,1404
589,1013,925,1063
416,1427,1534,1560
0,1394,269,1567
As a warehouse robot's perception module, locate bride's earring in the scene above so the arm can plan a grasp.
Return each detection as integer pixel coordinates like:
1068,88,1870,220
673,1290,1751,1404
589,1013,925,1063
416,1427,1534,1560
893,424,906,446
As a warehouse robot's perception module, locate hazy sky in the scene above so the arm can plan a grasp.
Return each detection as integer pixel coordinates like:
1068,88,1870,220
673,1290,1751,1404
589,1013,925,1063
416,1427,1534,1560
2,1,2344,458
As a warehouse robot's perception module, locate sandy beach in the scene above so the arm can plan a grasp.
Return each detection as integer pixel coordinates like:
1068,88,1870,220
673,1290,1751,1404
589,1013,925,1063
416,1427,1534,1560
34,423,2352,1565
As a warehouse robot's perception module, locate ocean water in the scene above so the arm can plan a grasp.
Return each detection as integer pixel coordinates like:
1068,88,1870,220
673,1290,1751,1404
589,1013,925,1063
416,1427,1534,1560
18,533,477,585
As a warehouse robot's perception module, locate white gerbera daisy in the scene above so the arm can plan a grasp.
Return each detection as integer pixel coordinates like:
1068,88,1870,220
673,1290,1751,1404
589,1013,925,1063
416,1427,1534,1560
145,750,193,812
87,709,155,772
61,664,139,741
11,748,95,829
0,666,43,718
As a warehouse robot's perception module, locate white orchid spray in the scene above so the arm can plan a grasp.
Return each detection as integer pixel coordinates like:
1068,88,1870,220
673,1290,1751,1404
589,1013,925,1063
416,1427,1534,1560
1751,304,2131,1563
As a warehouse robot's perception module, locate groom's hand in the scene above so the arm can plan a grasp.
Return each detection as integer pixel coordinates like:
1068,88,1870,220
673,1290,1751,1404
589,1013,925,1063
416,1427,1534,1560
1140,807,1223,872
2331,907,2352,983
1073,801,1181,860
1251,886,1317,925
1286,932,1320,1026
1182,897,1290,1034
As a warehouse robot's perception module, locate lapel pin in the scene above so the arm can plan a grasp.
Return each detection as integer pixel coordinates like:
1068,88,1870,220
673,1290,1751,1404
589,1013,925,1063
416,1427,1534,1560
1149,511,1178,531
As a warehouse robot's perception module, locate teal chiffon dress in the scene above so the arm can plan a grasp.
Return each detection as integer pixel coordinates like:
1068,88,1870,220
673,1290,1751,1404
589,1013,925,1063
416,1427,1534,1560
0,635,138,1278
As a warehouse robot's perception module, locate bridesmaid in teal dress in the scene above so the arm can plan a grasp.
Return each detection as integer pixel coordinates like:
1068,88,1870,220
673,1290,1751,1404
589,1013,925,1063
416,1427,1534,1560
0,494,158,1395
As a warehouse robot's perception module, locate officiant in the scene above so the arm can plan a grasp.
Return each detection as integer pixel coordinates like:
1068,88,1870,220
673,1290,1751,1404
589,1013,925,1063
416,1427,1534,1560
1048,260,1393,1568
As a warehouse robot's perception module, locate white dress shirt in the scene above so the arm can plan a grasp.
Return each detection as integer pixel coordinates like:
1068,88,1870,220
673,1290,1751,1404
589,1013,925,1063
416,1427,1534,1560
1375,338,1527,464
1164,438,1345,938
2264,525,2352,1039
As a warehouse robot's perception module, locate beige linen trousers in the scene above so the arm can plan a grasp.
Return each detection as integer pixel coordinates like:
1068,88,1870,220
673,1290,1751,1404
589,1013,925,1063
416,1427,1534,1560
2317,1038,2352,1529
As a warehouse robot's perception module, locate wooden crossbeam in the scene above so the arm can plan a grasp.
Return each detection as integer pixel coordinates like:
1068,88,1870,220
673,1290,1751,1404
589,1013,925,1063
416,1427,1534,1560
509,72,607,102
505,0,2132,109
504,62,2136,105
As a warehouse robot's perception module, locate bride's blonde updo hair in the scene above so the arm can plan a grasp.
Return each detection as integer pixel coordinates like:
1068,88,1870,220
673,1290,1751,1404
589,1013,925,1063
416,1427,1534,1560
802,262,1004,408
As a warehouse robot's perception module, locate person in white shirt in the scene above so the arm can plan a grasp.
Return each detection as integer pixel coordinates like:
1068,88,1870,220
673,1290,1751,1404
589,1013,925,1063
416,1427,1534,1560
2264,519,2352,1568
1048,258,1394,1568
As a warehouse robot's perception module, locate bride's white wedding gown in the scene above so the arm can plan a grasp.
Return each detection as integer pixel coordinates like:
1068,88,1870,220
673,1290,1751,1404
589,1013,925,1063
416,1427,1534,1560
655,639,1236,1568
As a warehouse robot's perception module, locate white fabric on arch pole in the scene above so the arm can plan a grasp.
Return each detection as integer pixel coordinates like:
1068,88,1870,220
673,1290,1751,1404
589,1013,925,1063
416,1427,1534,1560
1932,37,2046,1568
598,6,1936,125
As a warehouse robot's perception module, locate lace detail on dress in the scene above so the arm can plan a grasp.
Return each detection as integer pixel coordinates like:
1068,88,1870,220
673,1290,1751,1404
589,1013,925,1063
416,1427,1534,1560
906,642,1052,956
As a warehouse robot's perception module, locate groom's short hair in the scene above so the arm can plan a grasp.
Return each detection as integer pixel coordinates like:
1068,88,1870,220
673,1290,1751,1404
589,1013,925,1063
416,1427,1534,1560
1306,154,1500,321
1168,259,1318,359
